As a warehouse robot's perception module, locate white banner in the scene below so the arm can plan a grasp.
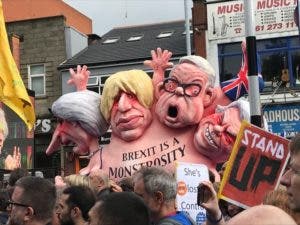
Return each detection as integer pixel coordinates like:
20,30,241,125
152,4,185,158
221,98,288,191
207,0,298,40
176,162,209,225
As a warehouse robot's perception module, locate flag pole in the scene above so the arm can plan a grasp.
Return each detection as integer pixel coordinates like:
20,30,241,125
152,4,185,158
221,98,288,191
184,0,191,55
244,0,262,128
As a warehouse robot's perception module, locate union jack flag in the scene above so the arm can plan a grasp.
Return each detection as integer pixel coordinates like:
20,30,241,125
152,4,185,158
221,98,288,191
221,42,264,101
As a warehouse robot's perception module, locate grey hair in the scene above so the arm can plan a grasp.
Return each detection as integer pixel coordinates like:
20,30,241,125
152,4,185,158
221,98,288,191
179,55,216,86
215,98,268,129
216,98,250,121
289,133,300,155
134,167,177,202
0,108,8,139
51,90,109,137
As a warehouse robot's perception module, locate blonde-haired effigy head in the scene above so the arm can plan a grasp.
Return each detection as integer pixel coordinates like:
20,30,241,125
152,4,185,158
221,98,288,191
100,70,154,122
0,108,8,139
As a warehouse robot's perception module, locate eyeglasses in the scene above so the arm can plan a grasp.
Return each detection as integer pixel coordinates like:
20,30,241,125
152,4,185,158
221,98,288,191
7,200,30,208
162,78,202,97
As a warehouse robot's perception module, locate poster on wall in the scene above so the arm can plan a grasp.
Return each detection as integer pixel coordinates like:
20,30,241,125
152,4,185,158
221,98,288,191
207,0,298,40
176,162,209,225
0,90,35,170
218,121,290,208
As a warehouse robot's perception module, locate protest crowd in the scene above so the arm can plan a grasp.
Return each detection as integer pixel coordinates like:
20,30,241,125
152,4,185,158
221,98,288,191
0,132,297,225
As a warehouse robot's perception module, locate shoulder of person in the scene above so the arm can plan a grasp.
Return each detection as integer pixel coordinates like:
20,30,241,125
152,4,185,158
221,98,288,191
157,217,182,225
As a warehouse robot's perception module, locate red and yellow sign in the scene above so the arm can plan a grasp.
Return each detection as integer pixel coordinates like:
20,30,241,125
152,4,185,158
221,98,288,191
218,121,290,208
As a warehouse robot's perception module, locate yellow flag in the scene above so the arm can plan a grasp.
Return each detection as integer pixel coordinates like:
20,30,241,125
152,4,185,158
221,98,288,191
0,0,35,131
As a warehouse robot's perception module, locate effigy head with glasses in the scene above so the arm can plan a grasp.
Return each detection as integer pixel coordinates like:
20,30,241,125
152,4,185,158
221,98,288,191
155,59,216,129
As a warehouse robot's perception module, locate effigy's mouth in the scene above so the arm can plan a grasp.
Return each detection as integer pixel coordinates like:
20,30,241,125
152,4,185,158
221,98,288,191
168,106,178,118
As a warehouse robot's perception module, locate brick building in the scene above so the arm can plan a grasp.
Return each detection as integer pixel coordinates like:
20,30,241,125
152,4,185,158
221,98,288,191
3,0,92,175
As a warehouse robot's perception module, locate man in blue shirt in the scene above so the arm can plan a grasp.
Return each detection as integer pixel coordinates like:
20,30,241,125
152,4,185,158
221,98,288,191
133,166,196,225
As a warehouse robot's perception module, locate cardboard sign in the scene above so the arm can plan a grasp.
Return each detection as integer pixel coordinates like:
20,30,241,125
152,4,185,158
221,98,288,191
176,162,209,225
218,121,290,208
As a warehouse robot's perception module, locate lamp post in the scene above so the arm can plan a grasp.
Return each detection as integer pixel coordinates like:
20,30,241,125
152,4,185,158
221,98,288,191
244,0,262,128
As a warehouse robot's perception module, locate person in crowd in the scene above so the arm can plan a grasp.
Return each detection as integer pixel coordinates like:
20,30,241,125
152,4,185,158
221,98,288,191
7,168,29,188
52,187,65,225
54,174,91,189
95,179,123,200
100,69,154,142
56,185,95,225
7,176,56,225
280,133,300,213
118,176,134,192
6,168,29,199
263,188,300,224
226,205,296,225
88,192,150,225
45,65,109,175
0,189,9,225
64,174,91,188
133,166,196,225
88,168,109,193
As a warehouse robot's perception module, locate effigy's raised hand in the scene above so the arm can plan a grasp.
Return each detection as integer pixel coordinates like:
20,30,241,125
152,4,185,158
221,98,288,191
144,48,173,88
144,48,173,72
67,65,90,91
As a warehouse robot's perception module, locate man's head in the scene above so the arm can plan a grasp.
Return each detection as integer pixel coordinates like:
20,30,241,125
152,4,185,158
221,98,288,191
8,176,56,225
56,185,95,225
280,133,300,212
133,167,176,221
227,205,296,225
8,168,29,187
88,192,150,225
155,55,216,128
101,70,154,141
88,169,109,193
194,98,250,163
46,90,109,155
0,108,8,153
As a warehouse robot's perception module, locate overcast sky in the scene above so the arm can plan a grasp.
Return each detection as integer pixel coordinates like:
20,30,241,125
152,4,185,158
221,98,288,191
63,0,193,36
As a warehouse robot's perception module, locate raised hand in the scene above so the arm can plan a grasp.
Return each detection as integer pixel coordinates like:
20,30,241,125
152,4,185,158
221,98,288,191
144,48,173,87
197,181,225,225
144,48,173,71
109,180,123,192
67,65,90,91
5,146,21,170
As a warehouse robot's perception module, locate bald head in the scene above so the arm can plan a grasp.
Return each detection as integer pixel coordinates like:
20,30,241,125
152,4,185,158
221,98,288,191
227,205,296,225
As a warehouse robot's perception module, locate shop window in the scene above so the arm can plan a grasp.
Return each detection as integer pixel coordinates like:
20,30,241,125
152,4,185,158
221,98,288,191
291,50,300,85
218,36,300,90
219,55,243,82
260,52,287,86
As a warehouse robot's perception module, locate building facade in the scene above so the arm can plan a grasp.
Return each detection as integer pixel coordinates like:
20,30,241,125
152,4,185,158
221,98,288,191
3,0,91,175
192,0,300,138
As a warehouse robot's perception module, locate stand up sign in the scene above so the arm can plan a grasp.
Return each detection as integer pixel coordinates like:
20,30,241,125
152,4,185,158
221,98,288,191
218,120,290,208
